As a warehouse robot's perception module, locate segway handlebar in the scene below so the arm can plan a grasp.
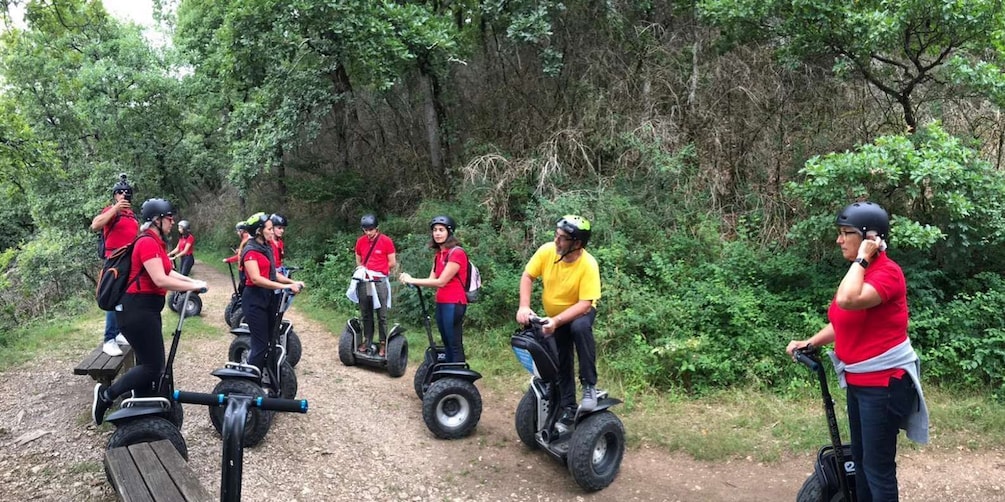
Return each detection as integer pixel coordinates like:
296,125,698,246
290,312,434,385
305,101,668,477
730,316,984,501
792,345,822,373
173,390,308,413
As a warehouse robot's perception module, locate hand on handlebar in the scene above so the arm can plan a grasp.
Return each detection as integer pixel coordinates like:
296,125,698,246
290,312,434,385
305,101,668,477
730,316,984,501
288,281,305,294
785,339,813,360
189,280,208,293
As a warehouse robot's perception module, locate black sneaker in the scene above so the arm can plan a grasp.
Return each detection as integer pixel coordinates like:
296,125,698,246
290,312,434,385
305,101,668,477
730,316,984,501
92,383,112,425
558,406,577,428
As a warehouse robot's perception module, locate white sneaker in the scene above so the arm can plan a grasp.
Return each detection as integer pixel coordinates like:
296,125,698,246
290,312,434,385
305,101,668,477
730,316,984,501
115,334,129,345
102,339,123,357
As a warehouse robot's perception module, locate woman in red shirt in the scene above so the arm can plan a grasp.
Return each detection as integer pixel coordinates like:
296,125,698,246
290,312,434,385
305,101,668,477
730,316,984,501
400,215,469,362
91,198,207,425
168,220,195,276
241,212,304,371
786,201,927,502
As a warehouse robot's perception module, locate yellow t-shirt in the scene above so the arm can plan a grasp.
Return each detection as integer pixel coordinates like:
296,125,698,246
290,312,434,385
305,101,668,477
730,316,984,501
524,242,601,317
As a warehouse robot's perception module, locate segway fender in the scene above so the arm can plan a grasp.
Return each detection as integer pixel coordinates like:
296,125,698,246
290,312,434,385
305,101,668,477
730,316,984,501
230,325,251,336
388,324,406,338
105,405,167,424
212,367,261,381
431,368,482,383
815,444,856,496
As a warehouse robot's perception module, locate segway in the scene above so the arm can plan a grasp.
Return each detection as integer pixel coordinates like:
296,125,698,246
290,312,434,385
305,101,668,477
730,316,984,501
168,290,203,317
337,279,408,377
510,316,625,492
407,285,482,439
794,345,857,502
223,262,242,327
208,287,300,447
174,390,307,502
103,289,204,464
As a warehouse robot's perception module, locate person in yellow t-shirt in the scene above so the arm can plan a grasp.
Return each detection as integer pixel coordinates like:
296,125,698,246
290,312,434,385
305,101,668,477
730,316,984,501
516,215,601,414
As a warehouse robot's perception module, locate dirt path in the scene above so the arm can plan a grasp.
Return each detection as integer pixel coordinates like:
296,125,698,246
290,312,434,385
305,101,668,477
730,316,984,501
1,261,1004,501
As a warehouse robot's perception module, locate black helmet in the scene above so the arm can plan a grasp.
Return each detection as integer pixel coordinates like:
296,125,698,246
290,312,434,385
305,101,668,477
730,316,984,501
178,220,190,232
111,173,133,198
429,215,456,235
835,201,890,240
244,212,270,235
557,215,592,247
235,221,248,233
140,198,173,222
360,214,378,230
270,213,288,227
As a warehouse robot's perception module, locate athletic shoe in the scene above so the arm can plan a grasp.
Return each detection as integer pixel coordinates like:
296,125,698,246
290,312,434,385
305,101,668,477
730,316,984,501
580,385,598,411
102,339,123,357
115,334,129,345
92,383,112,425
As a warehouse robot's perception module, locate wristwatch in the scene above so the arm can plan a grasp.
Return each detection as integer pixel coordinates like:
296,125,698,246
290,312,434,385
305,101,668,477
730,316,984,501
854,257,869,269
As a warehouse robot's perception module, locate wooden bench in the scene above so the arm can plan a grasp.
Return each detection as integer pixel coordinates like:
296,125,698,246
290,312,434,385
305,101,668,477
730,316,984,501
74,345,135,386
104,439,213,502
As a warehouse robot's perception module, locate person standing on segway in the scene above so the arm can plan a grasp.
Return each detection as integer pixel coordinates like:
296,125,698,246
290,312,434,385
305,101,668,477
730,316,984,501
786,201,929,502
353,214,396,356
269,213,288,277
399,215,470,363
90,174,139,357
240,212,304,372
516,215,602,417
167,220,195,276
92,198,207,425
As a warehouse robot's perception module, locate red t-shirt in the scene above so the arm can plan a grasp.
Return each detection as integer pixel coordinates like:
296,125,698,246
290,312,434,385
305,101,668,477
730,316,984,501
355,233,395,275
177,234,195,256
433,246,468,304
271,238,284,268
127,230,171,296
243,249,273,287
829,252,909,386
101,206,139,258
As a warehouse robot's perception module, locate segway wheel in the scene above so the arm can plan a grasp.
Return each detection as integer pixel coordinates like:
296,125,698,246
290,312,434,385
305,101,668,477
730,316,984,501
337,326,356,366
229,307,244,328
385,336,408,378
167,292,181,313
106,416,188,466
228,335,252,364
515,388,539,450
279,361,298,399
285,330,302,367
166,402,184,429
413,359,431,399
566,410,625,492
182,293,202,317
422,378,482,440
224,295,238,327
208,378,272,448
796,472,826,502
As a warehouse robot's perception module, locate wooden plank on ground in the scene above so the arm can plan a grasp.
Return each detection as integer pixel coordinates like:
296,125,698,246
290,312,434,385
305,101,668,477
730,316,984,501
151,440,214,502
129,442,185,502
104,446,155,502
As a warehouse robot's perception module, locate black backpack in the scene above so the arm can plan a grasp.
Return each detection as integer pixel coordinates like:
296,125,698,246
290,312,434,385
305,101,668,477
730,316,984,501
96,234,152,311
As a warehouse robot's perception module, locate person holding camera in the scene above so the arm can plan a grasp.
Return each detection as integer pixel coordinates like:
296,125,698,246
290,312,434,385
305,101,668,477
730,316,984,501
90,174,139,356
786,201,929,502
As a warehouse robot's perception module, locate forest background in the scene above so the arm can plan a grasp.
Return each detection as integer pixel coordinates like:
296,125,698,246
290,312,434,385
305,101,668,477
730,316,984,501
1,0,1005,409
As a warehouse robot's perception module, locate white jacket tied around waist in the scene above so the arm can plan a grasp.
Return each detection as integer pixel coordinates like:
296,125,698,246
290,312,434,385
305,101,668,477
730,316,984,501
828,338,930,444
346,267,392,309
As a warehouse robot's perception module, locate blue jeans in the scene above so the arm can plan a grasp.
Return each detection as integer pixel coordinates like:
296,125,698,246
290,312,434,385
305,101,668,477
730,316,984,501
104,310,119,342
435,302,467,363
847,376,918,502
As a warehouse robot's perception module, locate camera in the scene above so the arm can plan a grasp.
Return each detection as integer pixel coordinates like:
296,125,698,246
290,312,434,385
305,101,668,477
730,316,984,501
118,173,132,201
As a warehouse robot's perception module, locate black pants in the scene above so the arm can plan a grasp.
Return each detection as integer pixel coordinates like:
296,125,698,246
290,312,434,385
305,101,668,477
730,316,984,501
243,286,277,371
554,308,598,409
357,278,390,343
179,255,194,276
109,294,165,399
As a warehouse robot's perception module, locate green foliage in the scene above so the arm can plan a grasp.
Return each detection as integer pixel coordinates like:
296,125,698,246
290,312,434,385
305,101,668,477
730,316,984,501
787,123,1005,289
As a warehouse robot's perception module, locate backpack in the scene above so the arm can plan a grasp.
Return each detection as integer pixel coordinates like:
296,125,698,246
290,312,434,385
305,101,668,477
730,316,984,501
448,247,482,303
96,235,151,311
